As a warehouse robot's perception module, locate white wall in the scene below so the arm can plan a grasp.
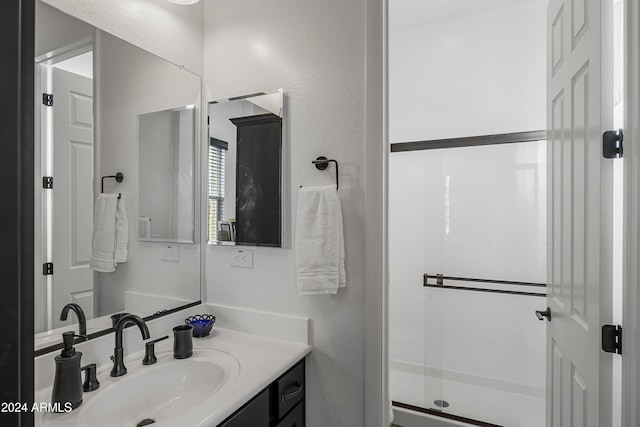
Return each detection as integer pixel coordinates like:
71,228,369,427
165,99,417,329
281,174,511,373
389,0,546,143
41,0,204,74
203,0,366,425
35,1,93,58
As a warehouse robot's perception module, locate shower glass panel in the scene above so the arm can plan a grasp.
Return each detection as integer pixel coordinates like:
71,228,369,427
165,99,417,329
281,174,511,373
389,139,546,426
389,150,444,411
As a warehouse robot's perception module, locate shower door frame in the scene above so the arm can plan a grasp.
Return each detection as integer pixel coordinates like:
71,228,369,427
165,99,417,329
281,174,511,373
390,130,547,153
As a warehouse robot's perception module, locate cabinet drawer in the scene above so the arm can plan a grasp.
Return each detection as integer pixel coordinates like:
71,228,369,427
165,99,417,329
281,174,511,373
275,401,304,427
219,389,269,427
275,360,305,419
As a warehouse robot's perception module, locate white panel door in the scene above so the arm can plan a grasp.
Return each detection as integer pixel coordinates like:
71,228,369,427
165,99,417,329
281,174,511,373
51,67,94,329
546,0,613,425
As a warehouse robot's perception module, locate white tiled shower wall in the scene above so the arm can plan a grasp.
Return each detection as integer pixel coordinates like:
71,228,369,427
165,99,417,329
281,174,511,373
389,0,546,142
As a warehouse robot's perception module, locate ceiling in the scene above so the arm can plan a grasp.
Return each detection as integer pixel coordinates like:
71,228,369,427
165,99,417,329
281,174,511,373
390,0,539,31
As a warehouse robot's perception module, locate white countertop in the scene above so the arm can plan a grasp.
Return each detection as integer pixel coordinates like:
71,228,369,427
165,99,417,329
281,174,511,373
35,326,311,426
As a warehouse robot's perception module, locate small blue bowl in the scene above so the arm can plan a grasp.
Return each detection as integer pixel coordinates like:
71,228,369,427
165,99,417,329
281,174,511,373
185,314,216,337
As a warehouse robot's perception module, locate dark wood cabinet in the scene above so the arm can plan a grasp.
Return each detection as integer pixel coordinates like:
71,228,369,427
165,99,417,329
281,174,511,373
230,113,282,247
218,359,305,427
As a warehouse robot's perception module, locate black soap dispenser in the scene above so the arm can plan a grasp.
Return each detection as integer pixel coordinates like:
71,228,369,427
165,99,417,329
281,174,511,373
51,331,83,411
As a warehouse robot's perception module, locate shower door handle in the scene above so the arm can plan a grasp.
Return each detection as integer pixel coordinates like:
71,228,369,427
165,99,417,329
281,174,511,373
535,307,551,321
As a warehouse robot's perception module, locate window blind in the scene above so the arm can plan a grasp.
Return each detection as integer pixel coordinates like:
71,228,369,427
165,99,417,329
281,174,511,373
208,138,227,241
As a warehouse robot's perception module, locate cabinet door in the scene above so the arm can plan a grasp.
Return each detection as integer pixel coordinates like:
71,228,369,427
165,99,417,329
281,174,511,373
275,402,304,427
219,389,269,427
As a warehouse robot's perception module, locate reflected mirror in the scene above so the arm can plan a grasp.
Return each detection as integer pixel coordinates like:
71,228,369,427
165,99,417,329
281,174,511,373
34,1,201,352
207,90,283,247
138,106,196,243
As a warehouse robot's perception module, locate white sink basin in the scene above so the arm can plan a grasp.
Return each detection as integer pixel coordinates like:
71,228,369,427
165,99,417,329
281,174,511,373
42,348,240,427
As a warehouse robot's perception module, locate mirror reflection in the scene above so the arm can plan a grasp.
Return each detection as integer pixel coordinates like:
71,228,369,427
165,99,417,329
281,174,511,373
138,106,196,243
207,90,283,247
34,1,201,351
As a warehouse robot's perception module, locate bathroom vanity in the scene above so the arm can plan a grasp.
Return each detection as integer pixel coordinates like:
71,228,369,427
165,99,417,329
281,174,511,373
34,304,311,427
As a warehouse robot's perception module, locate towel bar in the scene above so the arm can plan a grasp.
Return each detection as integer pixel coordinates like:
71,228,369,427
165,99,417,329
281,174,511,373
312,156,339,189
101,172,124,199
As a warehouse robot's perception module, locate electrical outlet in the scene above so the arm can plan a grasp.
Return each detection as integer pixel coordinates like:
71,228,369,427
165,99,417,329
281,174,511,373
230,249,253,268
162,245,180,262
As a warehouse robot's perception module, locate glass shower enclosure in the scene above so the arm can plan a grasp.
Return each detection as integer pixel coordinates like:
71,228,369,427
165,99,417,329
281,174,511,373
389,134,547,426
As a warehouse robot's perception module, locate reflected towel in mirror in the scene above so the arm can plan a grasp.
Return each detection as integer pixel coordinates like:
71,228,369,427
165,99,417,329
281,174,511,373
90,194,128,272
115,198,128,264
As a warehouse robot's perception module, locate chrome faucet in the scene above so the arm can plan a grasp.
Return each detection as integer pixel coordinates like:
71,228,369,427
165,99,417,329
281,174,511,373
60,303,87,338
110,314,150,377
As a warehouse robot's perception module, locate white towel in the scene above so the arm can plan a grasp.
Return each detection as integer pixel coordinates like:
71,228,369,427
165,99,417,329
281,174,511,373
295,185,346,295
114,198,128,264
90,194,118,272
138,217,151,239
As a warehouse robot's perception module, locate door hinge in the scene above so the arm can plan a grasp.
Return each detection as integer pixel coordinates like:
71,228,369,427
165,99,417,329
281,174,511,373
42,262,54,276
602,324,622,354
42,176,53,189
42,93,53,107
603,129,623,159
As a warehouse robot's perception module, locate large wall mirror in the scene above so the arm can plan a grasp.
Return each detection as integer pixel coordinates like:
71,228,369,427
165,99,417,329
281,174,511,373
34,1,201,353
207,90,284,247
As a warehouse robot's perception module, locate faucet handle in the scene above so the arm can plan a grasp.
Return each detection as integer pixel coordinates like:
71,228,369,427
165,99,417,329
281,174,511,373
142,335,169,366
81,363,100,392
